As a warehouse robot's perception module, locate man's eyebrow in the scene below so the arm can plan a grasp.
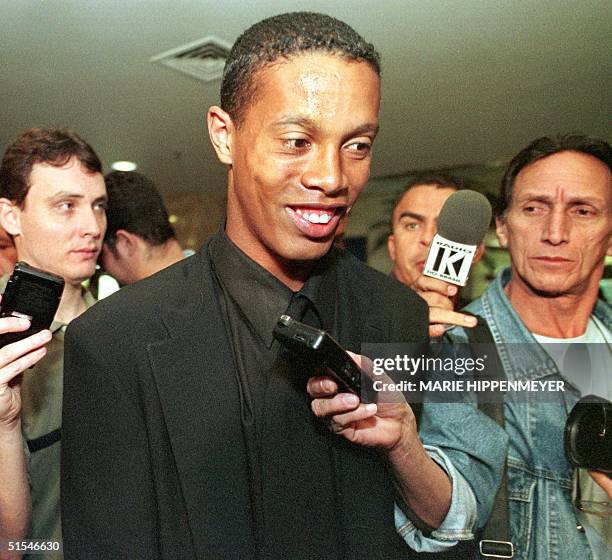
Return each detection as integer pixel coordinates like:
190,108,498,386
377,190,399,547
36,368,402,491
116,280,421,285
398,211,424,221
272,117,379,136
273,116,316,128
47,191,108,203
518,194,551,203
47,191,85,200
565,195,605,206
349,123,380,136
518,192,605,206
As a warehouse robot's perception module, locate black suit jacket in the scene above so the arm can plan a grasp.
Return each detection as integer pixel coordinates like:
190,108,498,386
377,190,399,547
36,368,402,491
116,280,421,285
61,242,429,559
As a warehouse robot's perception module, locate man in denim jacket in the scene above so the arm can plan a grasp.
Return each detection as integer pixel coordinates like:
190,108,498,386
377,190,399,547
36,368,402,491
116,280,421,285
386,174,508,555
437,134,611,560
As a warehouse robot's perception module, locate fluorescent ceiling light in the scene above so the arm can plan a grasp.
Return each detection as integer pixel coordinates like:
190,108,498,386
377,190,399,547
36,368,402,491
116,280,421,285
111,161,138,172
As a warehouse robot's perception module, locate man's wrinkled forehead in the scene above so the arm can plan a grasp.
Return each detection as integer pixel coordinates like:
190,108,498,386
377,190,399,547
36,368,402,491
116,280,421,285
511,151,612,208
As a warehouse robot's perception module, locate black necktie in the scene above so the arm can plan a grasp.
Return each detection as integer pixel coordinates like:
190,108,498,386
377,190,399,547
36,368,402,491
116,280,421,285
284,292,322,329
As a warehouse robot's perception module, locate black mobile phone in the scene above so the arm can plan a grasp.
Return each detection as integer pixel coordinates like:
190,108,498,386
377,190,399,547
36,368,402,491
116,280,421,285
0,261,64,347
273,314,361,394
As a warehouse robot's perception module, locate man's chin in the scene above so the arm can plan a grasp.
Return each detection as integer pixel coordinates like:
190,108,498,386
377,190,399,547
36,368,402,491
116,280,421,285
393,265,421,288
68,268,97,288
524,277,585,299
530,286,566,298
284,235,335,262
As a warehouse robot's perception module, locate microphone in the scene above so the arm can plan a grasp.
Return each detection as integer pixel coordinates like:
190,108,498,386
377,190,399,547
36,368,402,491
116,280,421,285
423,190,492,286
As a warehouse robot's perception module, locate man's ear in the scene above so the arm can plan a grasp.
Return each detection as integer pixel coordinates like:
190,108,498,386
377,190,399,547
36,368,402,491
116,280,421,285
473,241,485,264
387,234,397,262
113,229,139,259
495,216,508,249
207,105,234,165
0,198,21,236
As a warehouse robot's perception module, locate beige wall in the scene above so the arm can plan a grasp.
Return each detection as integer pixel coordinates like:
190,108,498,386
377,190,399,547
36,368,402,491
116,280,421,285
164,192,226,252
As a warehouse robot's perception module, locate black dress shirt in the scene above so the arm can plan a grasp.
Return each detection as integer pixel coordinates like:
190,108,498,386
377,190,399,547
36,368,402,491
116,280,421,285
209,230,342,558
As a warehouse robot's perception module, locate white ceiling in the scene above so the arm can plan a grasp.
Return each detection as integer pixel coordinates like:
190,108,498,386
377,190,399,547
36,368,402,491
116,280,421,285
2,0,610,195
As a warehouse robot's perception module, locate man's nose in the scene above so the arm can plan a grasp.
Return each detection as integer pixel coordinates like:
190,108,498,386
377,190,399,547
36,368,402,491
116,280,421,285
80,208,104,238
420,221,437,247
542,208,569,245
301,146,345,196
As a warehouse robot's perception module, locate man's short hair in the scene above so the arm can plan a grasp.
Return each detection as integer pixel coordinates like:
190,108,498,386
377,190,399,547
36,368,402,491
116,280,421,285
391,174,463,224
501,134,612,215
0,126,102,207
221,11,381,125
104,171,176,251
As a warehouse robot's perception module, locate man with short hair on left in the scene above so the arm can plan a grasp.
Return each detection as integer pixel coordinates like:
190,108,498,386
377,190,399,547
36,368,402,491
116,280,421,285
0,126,107,558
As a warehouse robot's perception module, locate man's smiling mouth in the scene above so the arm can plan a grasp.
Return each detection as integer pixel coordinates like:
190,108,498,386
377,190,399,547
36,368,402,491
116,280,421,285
293,207,336,224
286,205,345,238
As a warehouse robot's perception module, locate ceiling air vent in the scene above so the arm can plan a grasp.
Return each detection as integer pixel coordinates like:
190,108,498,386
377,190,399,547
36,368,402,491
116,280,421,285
150,36,232,83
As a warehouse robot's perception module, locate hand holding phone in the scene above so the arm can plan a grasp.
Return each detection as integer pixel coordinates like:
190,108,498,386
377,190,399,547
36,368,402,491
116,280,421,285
273,314,362,394
0,262,64,347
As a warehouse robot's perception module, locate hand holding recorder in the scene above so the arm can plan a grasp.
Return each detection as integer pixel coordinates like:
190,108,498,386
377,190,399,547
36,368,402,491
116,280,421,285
0,262,64,347
273,315,415,450
0,272,54,560
0,262,62,427
418,190,491,335
292,329,452,530
0,314,51,428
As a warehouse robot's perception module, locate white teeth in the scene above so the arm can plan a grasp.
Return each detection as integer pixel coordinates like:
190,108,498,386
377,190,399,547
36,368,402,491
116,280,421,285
293,208,334,224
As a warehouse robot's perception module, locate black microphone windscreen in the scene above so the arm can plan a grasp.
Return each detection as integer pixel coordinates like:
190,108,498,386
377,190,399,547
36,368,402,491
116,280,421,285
436,190,492,246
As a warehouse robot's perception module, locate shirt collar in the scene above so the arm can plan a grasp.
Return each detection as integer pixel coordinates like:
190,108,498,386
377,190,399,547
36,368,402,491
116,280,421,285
209,228,336,346
50,289,97,335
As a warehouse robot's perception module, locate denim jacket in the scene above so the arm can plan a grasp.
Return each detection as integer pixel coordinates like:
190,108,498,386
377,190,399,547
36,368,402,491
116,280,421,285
446,268,611,560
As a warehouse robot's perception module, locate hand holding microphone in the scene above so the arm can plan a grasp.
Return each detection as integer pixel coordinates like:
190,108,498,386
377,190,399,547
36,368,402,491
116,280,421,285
416,190,492,336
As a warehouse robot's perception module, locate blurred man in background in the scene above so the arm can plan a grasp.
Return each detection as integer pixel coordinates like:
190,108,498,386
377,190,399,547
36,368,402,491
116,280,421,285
388,175,482,336
100,171,184,284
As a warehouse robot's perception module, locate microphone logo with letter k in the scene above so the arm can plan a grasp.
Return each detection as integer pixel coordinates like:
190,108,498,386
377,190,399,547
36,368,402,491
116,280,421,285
423,234,477,286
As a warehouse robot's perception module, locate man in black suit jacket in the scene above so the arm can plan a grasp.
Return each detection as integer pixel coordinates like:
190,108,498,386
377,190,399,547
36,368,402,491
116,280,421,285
61,12,466,559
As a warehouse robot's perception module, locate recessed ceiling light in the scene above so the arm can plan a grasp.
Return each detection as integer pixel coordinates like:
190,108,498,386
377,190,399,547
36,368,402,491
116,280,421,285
168,214,178,224
111,161,138,172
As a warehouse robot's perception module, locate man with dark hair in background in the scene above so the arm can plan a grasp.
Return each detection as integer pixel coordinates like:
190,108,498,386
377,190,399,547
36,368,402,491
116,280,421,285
101,171,184,284
442,134,612,559
387,175,484,336
0,126,107,558
62,12,503,559
389,175,462,289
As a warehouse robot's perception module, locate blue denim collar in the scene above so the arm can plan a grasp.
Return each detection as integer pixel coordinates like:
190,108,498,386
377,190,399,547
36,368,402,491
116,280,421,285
467,268,611,383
